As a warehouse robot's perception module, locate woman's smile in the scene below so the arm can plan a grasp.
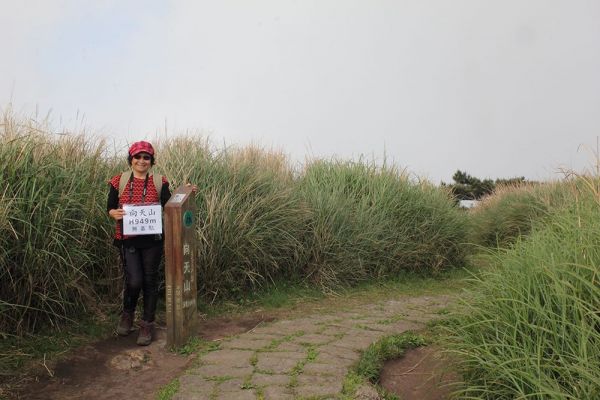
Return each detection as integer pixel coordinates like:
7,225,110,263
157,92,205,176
132,153,151,175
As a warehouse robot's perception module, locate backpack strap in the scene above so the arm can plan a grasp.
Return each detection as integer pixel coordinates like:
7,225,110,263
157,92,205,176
152,173,163,197
118,171,163,200
118,171,131,198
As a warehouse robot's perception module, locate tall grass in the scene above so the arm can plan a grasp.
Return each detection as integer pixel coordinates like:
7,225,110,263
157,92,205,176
158,145,467,297
468,182,574,248
157,139,307,298
450,180,600,399
298,160,466,288
0,112,116,336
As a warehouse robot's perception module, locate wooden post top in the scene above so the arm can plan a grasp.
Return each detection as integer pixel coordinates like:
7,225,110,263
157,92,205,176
165,185,195,210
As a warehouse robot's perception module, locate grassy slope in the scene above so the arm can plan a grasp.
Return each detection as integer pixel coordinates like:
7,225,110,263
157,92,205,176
450,181,600,399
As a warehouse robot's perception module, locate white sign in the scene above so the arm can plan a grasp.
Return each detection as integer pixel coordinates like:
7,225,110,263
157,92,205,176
122,204,163,235
172,194,186,203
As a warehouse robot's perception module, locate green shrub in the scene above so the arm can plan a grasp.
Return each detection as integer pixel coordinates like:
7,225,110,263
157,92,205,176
468,182,574,248
298,160,466,288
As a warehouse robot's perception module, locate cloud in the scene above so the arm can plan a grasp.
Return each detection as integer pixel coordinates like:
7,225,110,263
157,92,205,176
2,0,600,181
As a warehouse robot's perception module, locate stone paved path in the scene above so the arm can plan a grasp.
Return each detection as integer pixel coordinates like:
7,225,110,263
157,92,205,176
173,294,452,400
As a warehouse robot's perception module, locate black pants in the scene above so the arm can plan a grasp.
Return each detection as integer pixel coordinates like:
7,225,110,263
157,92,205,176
122,245,162,322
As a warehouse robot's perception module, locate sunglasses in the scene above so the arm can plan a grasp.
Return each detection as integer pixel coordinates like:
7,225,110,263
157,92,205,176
133,154,151,160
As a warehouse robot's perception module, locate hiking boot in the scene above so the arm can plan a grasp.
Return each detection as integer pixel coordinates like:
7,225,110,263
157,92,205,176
137,320,154,346
116,312,134,336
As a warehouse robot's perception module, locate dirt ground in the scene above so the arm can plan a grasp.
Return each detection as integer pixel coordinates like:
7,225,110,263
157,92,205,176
379,346,460,400
7,313,274,400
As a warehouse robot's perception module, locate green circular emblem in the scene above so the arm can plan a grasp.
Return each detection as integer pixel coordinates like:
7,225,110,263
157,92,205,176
183,210,194,228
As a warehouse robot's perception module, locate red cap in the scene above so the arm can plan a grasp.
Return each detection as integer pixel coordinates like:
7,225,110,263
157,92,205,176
128,141,155,157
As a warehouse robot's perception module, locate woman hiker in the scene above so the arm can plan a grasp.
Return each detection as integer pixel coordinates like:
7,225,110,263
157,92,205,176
107,141,171,345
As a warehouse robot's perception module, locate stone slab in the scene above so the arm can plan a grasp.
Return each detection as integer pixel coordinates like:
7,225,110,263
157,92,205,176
255,356,299,374
178,374,214,391
313,354,358,368
295,375,343,397
214,390,256,400
201,349,254,367
301,362,347,376
217,378,244,392
294,333,333,345
274,342,305,353
262,386,295,400
318,326,347,337
221,338,274,350
245,332,285,341
259,350,305,360
331,335,379,351
193,364,254,378
251,373,291,387
317,345,361,362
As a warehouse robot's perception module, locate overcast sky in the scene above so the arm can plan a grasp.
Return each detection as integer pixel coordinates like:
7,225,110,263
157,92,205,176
2,0,599,183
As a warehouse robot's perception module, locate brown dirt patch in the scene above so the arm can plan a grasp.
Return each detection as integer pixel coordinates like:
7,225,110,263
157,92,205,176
379,346,460,400
6,313,274,400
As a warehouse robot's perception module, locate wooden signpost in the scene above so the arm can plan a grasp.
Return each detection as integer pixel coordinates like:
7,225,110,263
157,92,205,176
164,185,198,347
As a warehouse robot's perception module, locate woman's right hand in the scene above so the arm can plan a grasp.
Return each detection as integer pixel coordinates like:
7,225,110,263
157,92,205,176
109,208,126,221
